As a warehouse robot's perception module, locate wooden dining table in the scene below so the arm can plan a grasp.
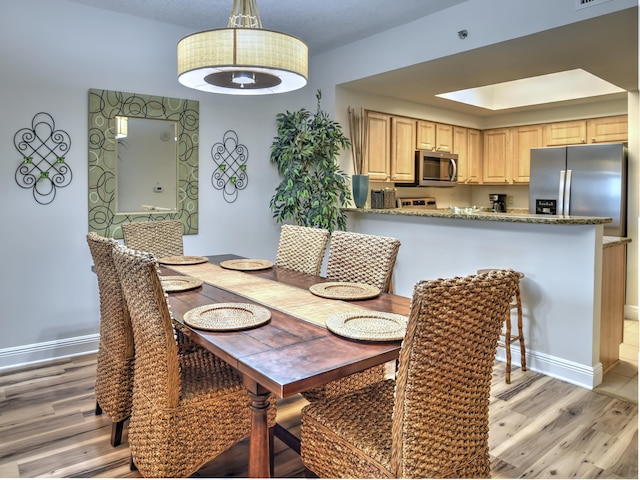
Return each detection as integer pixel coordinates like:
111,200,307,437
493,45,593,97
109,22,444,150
162,254,410,478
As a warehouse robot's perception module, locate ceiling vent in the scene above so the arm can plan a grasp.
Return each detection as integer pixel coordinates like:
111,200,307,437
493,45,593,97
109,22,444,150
575,0,613,9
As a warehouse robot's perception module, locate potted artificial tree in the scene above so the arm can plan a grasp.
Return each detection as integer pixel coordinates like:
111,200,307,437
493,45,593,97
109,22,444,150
270,90,351,232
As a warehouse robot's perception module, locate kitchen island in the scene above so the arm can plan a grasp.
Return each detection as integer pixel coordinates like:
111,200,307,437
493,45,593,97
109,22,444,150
345,206,625,389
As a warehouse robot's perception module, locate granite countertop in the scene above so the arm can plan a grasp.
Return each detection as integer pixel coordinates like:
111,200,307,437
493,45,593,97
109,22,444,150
603,236,632,247
345,206,612,226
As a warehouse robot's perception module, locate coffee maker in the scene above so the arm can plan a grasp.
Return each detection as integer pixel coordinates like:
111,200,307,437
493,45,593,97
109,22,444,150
489,194,507,213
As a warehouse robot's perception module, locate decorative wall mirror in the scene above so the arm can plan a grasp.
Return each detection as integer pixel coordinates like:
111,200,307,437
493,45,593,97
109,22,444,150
88,88,199,238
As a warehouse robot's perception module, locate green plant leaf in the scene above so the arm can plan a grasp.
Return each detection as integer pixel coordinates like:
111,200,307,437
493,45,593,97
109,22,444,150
269,90,351,232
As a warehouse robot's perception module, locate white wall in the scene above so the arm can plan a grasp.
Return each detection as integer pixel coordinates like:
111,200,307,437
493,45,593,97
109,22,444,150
0,0,636,369
346,211,605,388
0,0,313,368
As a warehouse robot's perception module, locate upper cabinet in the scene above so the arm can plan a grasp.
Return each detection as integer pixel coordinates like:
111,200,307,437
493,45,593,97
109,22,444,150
545,120,587,146
545,115,627,146
454,126,482,184
364,111,415,182
482,128,512,184
512,125,544,184
391,116,417,182
364,110,627,186
587,115,628,144
364,111,391,181
416,120,452,152
483,125,544,184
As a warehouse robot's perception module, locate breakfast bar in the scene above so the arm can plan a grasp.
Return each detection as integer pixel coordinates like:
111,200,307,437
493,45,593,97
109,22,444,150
345,206,625,389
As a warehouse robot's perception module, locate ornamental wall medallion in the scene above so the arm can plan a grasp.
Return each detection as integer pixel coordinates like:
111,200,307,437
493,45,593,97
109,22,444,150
14,112,72,205
211,130,248,203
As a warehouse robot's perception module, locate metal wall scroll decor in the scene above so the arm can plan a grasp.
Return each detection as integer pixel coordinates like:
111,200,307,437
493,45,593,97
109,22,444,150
14,112,72,205
211,130,248,203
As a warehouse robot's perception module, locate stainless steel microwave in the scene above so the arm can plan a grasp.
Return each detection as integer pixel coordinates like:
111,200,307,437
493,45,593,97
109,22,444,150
415,150,458,187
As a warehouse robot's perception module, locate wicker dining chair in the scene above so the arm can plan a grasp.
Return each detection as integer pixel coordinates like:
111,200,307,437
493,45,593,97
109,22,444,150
122,219,183,258
325,230,400,293
300,269,520,478
121,219,195,346
86,232,134,447
87,232,199,447
301,231,401,402
111,243,277,478
275,224,330,276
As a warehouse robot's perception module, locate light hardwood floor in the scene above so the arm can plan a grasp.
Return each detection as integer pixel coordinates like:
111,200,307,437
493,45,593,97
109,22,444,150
0,352,637,478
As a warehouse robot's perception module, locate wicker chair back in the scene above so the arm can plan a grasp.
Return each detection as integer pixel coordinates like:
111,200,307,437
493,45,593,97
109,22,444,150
325,231,400,293
122,220,183,258
275,224,329,276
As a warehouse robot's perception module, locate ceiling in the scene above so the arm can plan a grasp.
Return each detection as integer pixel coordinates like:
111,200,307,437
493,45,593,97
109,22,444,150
66,0,637,117
65,0,468,56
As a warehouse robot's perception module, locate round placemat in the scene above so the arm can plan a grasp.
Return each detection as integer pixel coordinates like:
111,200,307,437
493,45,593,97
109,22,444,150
219,259,273,271
183,303,271,331
325,311,408,341
158,255,209,265
309,282,381,300
160,275,203,293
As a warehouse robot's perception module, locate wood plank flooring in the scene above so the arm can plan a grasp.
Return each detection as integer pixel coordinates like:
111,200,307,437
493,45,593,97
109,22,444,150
0,354,636,478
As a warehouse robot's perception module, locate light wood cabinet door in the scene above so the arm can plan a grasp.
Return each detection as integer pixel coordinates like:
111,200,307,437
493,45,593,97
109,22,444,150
600,243,627,372
453,126,482,184
364,111,391,181
482,128,511,184
453,126,468,182
467,128,482,184
587,115,628,143
512,125,543,184
391,116,417,182
435,123,453,152
545,120,587,146
416,120,435,150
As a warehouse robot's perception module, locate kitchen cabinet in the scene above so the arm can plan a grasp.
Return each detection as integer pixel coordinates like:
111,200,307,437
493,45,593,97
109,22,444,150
364,111,415,182
416,120,453,152
511,125,544,184
545,120,588,146
587,115,628,143
454,126,482,184
600,240,627,372
364,111,391,181
482,128,512,184
391,116,417,182
545,115,627,146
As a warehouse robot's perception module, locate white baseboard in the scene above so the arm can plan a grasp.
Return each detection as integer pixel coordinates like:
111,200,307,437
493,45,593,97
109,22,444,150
0,334,99,371
625,304,639,321
0,336,608,389
496,345,602,389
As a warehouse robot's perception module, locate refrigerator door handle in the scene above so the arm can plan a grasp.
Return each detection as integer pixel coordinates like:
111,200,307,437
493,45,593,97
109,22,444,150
564,169,572,216
558,170,566,216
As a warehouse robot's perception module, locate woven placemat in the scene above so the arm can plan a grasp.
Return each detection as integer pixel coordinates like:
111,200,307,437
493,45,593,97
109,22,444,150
219,259,273,271
158,255,209,265
183,303,271,331
160,275,204,293
309,282,381,300
325,311,408,341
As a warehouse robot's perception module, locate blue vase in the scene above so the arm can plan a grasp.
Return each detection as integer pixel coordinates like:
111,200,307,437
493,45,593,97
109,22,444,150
352,174,369,208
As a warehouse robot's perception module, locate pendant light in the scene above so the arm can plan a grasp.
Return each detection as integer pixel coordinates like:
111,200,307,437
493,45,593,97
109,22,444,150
177,0,308,95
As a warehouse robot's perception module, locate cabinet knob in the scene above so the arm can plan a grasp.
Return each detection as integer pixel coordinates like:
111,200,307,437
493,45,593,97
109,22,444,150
504,179,508,183
581,138,586,143
592,137,596,142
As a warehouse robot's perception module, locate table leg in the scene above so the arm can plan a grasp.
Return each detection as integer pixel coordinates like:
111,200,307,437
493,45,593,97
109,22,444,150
244,377,272,478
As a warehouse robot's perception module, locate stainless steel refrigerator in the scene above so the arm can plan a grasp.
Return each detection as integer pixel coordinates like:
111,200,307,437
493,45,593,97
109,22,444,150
528,143,627,236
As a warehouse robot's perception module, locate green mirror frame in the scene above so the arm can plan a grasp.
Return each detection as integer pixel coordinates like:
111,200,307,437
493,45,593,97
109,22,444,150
88,88,199,239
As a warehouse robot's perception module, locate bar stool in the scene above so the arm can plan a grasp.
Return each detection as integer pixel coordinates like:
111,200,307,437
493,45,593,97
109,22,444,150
478,269,526,383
